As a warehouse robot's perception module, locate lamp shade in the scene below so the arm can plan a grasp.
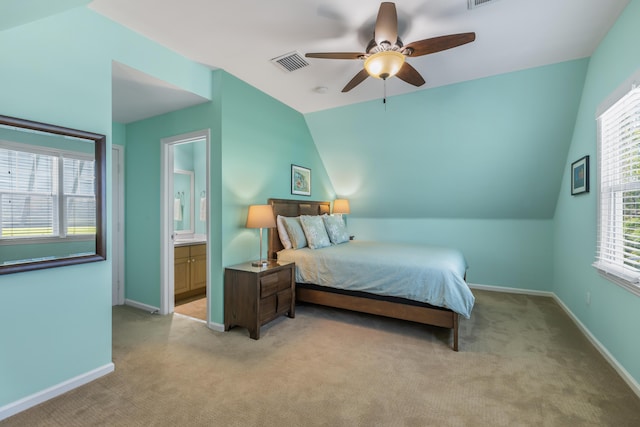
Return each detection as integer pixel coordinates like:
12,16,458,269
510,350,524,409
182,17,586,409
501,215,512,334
246,204,276,229
333,199,350,215
364,51,405,80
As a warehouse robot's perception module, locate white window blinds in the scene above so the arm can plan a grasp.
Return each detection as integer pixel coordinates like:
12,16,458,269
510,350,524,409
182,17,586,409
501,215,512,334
63,156,96,235
594,85,640,290
0,142,94,239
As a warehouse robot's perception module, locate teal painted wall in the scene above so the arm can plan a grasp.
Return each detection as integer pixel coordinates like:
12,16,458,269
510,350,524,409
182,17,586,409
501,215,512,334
112,122,126,147
305,59,588,291
123,71,334,324
0,0,91,31
124,101,219,309
193,139,207,235
219,72,334,268
351,218,553,290
174,142,194,170
172,139,207,235
306,59,588,219
0,8,113,406
553,0,640,386
0,7,213,408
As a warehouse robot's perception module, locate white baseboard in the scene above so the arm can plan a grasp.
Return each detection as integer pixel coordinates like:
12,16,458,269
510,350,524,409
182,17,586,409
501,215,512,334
124,299,160,314
127,300,224,332
468,282,554,297
0,363,114,422
208,321,225,332
551,295,640,399
470,282,640,399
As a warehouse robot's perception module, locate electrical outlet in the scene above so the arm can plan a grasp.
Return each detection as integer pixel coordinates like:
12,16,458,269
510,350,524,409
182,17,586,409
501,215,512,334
586,291,591,306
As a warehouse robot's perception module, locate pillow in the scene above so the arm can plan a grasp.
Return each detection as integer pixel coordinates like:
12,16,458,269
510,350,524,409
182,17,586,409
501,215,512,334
276,215,292,250
281,216,307,249
323,214,350,245
299,215,331,249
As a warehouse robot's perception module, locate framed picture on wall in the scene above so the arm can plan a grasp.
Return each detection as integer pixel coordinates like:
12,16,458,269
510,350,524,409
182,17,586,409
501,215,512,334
571,155,589,195
291,164,311,196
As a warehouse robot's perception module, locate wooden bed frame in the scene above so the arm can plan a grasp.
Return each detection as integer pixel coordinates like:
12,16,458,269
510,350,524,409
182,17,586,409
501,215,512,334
267,198,461,351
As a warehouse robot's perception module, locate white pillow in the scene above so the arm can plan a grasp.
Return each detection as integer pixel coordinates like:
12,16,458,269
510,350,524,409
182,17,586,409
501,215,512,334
276,215,292,249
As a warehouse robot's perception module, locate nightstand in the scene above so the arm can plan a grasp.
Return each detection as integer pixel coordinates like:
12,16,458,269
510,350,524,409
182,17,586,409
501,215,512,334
224,260,295,339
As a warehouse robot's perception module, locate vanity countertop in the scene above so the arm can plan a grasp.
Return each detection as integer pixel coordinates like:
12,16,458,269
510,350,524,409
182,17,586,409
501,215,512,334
174,235,207,247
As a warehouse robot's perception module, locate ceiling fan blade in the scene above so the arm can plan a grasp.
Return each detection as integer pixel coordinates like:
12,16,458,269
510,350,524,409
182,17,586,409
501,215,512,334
395,62,426,87
305,52,364,60
404,32,476,57
342,69,370,92
374,2,398,46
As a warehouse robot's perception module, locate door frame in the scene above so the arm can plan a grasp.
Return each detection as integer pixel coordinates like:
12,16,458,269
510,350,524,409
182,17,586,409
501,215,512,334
160,129,211,317
112,145,125,306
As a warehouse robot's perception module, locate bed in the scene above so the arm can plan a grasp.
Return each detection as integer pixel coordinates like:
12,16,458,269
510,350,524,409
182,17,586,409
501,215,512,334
267,198,474,351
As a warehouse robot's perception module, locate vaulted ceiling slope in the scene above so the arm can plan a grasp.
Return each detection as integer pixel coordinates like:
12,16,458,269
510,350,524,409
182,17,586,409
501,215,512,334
305,59,589,219
0,0,91,31
90,0,627,114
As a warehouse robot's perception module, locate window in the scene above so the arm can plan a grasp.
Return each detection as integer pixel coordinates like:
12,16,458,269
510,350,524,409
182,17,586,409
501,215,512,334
0,142,95,241
594,79,640,295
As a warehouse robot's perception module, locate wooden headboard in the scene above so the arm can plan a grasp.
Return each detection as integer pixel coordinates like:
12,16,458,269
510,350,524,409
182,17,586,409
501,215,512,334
267,198,330,259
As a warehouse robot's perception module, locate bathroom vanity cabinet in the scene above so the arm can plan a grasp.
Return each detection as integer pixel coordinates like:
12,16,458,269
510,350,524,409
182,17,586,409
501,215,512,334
175,243,206,300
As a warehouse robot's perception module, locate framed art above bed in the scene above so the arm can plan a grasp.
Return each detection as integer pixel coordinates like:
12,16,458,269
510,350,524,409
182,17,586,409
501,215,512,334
291,164,311,196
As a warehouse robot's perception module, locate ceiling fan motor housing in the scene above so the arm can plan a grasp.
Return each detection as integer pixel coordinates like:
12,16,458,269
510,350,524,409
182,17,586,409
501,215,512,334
366,38,403,55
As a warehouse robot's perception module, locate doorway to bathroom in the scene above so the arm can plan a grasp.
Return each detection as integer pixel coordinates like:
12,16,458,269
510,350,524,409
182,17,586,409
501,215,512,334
159,130,210,322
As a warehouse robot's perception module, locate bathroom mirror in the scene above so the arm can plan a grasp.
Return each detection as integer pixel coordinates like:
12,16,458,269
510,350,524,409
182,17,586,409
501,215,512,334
0,115,106,274
173,169,194,235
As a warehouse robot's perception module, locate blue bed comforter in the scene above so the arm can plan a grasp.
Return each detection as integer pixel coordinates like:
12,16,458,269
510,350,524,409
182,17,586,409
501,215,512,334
277,240,474,318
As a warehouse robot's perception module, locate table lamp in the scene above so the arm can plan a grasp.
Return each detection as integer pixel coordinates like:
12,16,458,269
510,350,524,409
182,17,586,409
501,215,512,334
246,204,276,267
333,199,350,215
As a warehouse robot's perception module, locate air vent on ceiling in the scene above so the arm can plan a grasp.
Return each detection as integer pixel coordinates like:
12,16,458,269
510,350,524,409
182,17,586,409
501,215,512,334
271,51,309,73
468,0,499,9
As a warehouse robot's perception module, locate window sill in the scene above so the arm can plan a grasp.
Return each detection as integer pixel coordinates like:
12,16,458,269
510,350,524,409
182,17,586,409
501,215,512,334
593,264,640,297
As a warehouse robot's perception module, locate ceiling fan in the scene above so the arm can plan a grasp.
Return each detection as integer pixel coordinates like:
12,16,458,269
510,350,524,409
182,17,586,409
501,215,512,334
305,2,476,93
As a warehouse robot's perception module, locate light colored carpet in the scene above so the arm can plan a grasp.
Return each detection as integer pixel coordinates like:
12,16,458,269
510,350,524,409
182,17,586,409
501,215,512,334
2,290,639,426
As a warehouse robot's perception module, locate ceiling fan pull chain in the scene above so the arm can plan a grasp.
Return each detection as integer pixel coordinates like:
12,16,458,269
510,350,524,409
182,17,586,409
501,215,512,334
383,79,387,109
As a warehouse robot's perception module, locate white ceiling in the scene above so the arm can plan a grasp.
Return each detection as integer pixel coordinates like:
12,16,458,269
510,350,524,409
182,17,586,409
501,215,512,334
111,62,209,123
90,0,630,120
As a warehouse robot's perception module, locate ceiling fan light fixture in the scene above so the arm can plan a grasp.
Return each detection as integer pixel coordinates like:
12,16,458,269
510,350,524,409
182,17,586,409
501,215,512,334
364,50,405,80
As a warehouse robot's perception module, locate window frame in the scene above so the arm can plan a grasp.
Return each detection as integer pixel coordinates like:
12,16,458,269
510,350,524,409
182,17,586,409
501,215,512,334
593,68,640,297
0,141,96,245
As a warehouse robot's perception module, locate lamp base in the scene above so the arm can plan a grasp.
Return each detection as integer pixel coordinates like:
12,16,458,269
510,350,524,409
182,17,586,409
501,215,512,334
251,260,268,267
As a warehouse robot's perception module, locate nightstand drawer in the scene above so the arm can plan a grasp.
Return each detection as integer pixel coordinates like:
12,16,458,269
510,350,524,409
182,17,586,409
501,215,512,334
259,290,293,322
276,289,292,313
260,295,277,321
260,269,291,298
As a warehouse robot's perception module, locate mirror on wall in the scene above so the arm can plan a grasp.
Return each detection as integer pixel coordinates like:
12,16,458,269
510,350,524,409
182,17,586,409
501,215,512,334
173,169,194,235
0,115,106,274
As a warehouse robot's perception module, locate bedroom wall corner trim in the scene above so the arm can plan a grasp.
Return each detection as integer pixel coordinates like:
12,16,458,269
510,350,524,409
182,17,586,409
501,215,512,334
552,294,640,399
124,299,160,314
0,363,115,421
